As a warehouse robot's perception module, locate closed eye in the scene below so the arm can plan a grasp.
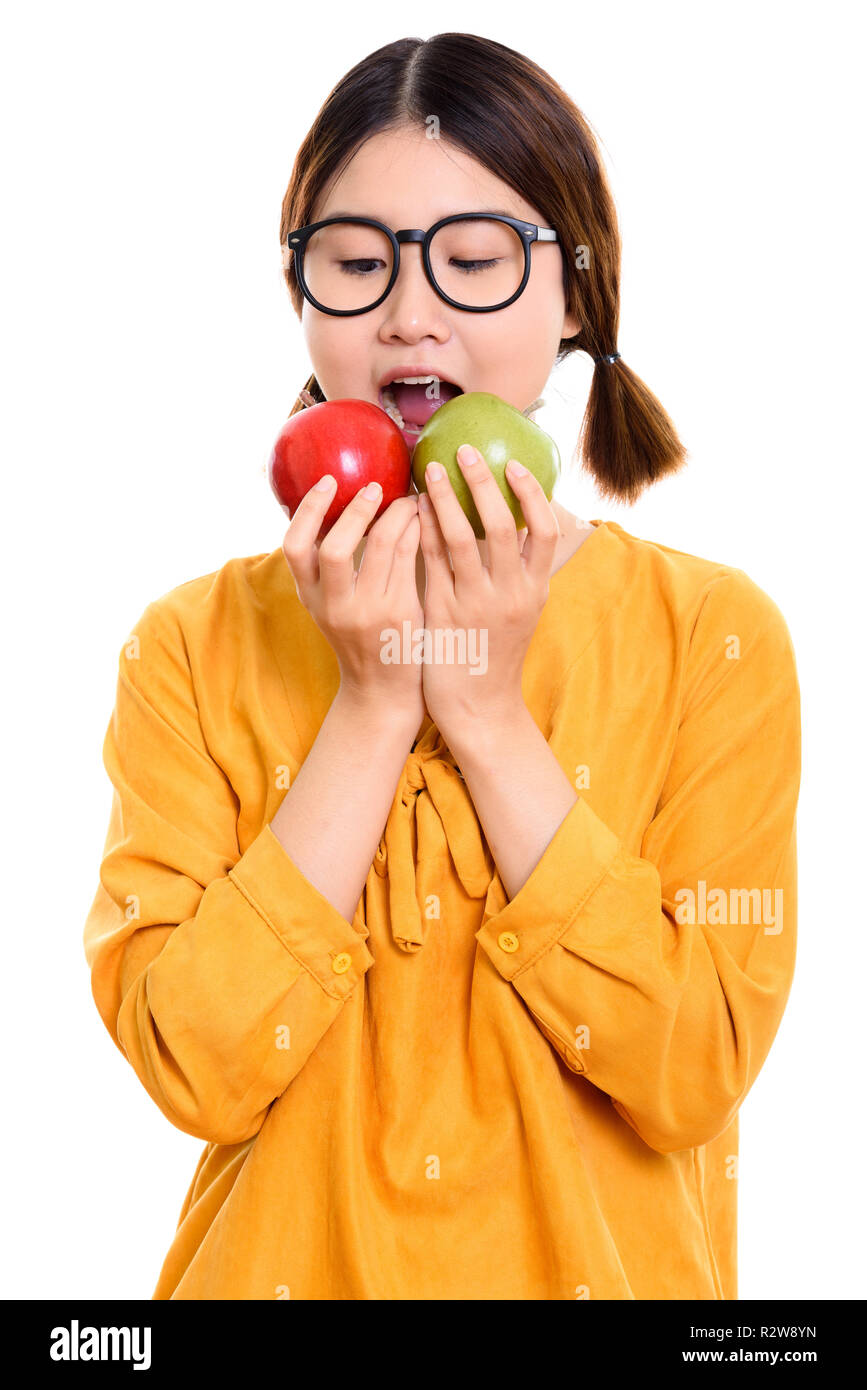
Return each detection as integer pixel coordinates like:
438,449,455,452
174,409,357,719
450,258,503,274
337,259,386,276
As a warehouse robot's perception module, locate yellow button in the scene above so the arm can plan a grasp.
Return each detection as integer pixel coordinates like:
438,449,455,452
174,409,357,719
498,931,520,953
331,952,352,974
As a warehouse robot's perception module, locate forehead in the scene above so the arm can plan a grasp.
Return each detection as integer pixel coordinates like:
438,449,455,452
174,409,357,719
311,127,544,226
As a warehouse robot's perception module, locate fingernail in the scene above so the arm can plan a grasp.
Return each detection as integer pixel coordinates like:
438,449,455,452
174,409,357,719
426,462,444,482
418,491,431,511
457,444,476,465
315,474,336,491
361,480,382,499
507,459,528,477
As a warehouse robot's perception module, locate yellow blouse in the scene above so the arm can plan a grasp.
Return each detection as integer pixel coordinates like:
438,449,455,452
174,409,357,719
82,518,800,1300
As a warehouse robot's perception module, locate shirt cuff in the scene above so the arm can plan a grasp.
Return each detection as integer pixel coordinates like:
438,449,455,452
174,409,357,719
229,822,374,1000
475,795,621,980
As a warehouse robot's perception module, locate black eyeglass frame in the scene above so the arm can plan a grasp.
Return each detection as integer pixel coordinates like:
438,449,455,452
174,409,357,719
285,213,560,316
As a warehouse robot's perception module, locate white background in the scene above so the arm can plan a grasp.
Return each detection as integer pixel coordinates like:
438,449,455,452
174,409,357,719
2,0,864,1300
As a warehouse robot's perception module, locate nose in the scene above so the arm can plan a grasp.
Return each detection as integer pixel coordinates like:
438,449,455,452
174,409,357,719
379,242,449,337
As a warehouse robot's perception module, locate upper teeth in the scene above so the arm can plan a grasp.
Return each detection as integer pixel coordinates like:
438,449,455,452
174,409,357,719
390,375,439,385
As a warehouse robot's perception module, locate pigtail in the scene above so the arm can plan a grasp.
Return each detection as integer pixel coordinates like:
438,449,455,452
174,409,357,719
288,373,326,417
577,352,688,504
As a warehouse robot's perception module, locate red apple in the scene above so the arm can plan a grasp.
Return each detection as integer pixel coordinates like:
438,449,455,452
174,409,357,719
267,399,412,538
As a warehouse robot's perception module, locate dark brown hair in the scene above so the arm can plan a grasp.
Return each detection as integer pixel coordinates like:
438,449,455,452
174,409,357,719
279,33,687,503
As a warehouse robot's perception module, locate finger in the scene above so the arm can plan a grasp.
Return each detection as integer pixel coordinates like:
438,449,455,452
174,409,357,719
505,459,560,585
421,460,483,592
282,474,338,590
385,510,422,606
317,480,388,605
454,444,522,587
356,495,419,597
417,489,455,602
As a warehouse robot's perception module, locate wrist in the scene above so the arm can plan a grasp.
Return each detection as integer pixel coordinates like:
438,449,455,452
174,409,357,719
441,701,535,764
334,682,423,740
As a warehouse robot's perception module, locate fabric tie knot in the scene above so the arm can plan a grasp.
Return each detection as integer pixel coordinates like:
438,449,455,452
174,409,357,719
370,719,494,953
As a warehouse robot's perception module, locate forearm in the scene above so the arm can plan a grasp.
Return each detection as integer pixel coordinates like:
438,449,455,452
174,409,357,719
446,705,578,902
269,687,420,923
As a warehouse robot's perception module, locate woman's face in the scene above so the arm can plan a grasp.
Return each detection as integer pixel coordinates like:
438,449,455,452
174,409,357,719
300,124,579,419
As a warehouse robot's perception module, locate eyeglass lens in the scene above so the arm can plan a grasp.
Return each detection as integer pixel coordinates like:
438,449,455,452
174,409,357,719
301,219,527,311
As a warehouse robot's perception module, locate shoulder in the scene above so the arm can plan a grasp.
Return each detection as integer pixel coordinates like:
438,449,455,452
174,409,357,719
599,521,799,725
602,519,795,649
115,549,296,713
129,548,290,651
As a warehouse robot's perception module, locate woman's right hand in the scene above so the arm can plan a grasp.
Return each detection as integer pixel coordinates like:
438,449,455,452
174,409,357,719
281,476,424,724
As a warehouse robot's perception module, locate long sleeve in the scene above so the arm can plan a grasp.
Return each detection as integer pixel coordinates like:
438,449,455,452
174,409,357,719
475,569,800,1155
83,598,374,1146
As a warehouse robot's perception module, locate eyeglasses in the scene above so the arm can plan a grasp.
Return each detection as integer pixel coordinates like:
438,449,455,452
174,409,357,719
285,213,560,316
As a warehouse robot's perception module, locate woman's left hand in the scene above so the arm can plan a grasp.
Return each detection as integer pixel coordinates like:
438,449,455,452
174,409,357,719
417,444,560,742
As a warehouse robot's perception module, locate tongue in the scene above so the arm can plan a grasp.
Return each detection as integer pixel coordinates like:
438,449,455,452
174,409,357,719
392,380,462,427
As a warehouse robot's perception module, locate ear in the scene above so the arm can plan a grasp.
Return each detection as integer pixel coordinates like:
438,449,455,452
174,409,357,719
562,310,581,339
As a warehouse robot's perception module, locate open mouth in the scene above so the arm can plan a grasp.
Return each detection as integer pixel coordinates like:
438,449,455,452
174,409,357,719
378,375,464,442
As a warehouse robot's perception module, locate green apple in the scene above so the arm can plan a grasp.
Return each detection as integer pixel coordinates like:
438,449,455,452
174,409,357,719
411,392,560,538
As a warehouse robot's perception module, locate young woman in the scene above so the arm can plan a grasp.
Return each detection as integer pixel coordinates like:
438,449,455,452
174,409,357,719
83,33,800,1300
